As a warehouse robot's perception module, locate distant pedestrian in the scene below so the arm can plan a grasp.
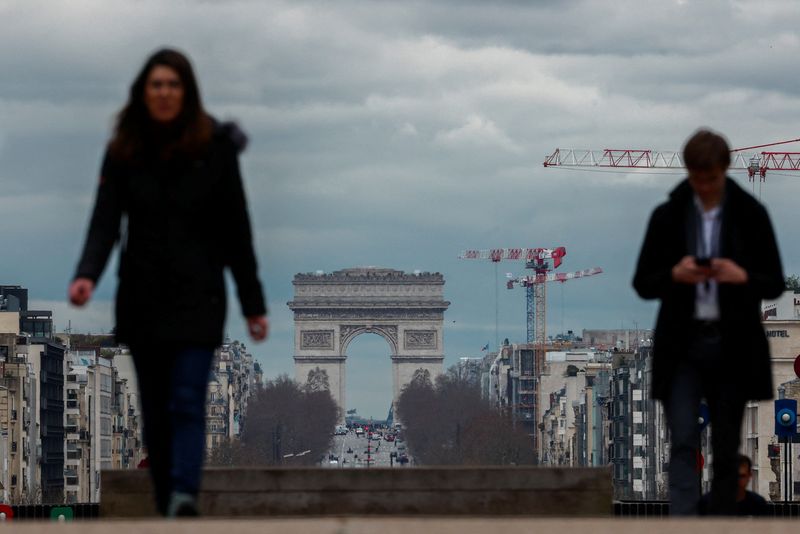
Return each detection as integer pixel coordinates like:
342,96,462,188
69,48,268,517
633,128,784,516
698,454,769,516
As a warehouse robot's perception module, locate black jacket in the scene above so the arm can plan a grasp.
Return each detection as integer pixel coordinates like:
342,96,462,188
633,177,784,401
74,121,267,348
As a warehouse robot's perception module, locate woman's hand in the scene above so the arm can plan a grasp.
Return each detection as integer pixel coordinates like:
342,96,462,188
68,278,95,306
247,315,269,342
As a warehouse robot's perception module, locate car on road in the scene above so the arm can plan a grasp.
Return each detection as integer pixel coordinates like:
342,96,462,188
354,427,364,437
384,434,395,442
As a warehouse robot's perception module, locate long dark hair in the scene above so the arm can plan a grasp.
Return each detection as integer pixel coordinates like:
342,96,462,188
109,48,213,161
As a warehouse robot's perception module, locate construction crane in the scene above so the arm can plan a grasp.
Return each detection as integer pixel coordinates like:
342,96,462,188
543,137,800,198
506,267,604,346
458,247,567,345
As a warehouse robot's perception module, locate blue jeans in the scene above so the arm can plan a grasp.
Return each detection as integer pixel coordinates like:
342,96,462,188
131,345,215,515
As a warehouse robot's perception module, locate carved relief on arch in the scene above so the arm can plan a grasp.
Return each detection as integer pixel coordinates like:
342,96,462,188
404,330,438,350
300,330,334,350
339,324,398,355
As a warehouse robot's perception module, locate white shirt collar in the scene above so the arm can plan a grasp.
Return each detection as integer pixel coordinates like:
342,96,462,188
693,195,721,218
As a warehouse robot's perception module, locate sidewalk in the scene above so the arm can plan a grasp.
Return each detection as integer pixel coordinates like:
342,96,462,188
3,518,799,533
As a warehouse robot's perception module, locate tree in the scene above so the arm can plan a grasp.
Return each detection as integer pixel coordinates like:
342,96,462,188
208,374,339,466
207,438,250,466
787,274,800,291
396,363,536,466
9,483,42,505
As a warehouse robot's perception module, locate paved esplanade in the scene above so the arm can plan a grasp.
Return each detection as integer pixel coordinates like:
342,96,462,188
288,267,450,415
10,519,800,533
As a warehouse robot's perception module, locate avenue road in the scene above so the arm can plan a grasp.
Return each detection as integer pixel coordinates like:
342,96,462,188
325,430,411,468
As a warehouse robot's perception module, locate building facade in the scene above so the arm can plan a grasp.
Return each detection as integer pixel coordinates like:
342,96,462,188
205,340,258,454
0,329,37,503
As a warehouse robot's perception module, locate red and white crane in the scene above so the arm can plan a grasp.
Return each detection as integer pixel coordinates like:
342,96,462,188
543,137,800,185
508,267,604,287
458,247,601,347
505,267,603,347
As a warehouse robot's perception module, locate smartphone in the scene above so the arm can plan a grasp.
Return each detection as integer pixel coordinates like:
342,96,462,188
696,257,711,268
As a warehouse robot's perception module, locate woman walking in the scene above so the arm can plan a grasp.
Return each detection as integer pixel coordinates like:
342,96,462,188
69,48,268,517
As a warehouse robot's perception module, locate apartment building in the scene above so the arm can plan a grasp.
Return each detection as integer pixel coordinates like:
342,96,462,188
0,328,37,503
205,340,258,454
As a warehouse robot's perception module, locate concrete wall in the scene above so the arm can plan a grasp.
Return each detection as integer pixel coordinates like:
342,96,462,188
0,312,19,335
101,466,613,517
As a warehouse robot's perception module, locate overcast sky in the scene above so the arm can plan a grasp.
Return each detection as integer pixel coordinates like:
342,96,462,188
3,0,800,417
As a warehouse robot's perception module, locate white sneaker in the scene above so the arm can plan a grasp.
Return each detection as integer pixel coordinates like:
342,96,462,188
166,491,199,518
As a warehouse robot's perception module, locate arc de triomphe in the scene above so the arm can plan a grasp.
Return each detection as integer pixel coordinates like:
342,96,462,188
288,267,450,416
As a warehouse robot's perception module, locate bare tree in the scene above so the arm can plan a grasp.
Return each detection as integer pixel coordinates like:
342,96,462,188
787,274,800,291
396,364,536,466
207,438,251,466
9,483,43,505
208,374,339,466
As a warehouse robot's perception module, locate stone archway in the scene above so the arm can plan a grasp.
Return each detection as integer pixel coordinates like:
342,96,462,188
288,267,450,419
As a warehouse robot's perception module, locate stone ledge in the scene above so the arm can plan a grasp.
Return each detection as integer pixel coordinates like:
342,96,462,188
5,518,800,533
101,467,612,518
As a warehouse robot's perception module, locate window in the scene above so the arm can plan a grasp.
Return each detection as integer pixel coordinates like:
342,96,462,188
100,374,112,393
100,396,111,414
520,350,534,375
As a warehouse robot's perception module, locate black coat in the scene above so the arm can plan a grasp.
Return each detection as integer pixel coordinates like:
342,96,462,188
633,177,784,401
74,122,267,348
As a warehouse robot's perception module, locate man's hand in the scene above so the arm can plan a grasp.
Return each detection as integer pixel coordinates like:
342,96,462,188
68,278,95,306
711,258,748,284
672,256,712,285
247,315,269,342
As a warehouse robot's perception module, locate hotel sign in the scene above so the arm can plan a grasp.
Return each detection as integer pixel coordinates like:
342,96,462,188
767,330,790,338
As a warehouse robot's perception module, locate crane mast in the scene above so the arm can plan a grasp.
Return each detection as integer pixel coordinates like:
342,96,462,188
459,247,566,344
507,267,604,344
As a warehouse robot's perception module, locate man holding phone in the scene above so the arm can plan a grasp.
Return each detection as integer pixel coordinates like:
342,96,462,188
633,129,784,515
